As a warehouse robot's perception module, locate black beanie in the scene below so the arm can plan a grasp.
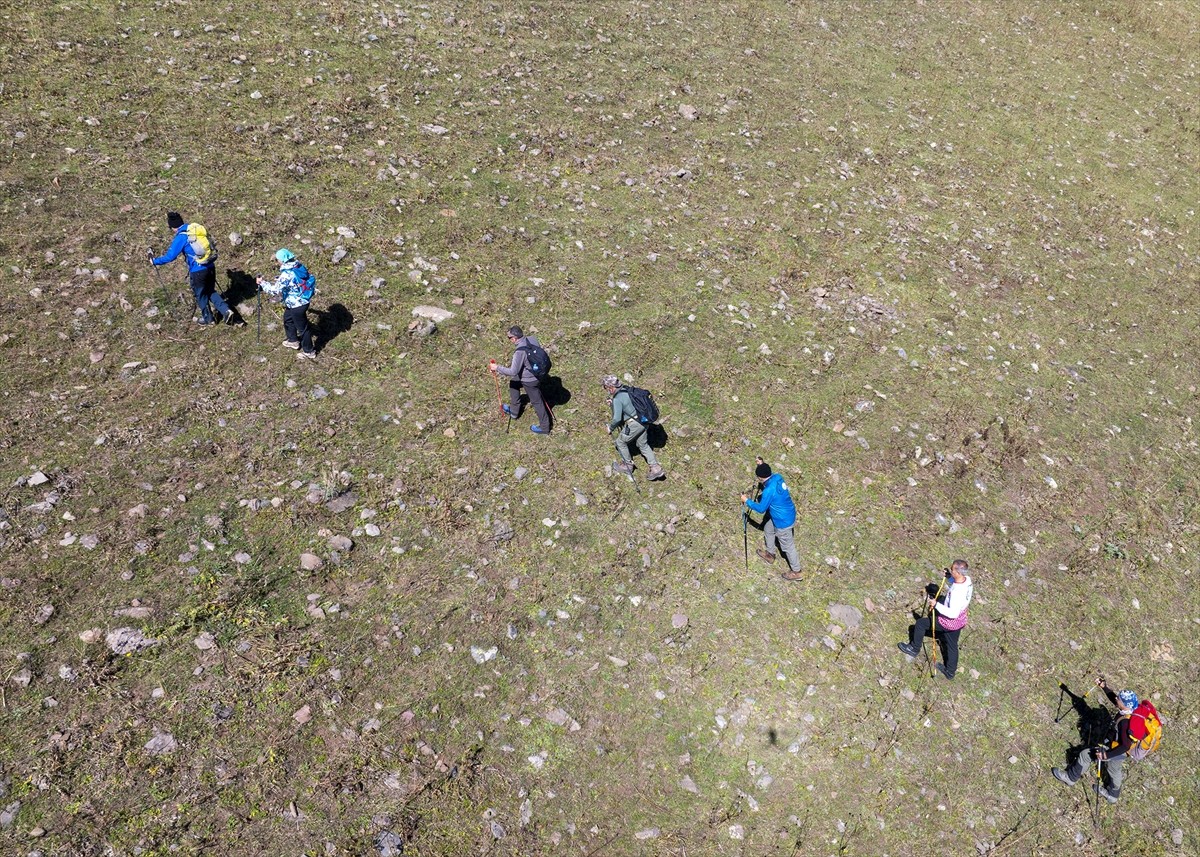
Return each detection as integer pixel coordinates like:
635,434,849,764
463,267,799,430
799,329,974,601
167,211,184,229
755,462,772,479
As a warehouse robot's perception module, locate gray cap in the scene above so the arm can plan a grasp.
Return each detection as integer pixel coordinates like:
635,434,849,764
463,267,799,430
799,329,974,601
601,375,619,388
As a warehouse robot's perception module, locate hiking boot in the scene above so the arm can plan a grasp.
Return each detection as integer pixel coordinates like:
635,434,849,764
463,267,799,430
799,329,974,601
756,549,777,564
1094,783,1119,804
780,569,804,582
282,340,300,349
530,425,549,435
224,311,240,326
614,461,634,475
196,319,214,326
297,350,316,361
897,642,920,658
502,404,517,418
1051,768,1078,787
934,663,955,681
648,464,666,480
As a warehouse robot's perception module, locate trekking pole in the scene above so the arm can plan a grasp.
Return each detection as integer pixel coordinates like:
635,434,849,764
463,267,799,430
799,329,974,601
256,284,262,342
742,505,749,572
489,366,510,431
147,250,171,317
928,573,948,677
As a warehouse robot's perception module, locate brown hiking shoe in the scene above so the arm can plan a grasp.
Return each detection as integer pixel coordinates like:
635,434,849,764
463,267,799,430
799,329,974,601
756,549,776,564
648,464,665,480
780,569,803,581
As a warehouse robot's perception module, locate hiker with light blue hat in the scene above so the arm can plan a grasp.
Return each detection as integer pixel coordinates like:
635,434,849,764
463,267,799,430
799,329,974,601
257,248,316,359
1052,677,1143,804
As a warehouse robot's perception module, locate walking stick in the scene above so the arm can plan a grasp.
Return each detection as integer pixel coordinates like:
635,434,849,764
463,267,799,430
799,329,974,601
742,505,749,572
928,573,948,677
148,251,172,318
490,367,510,431
256,285,262,342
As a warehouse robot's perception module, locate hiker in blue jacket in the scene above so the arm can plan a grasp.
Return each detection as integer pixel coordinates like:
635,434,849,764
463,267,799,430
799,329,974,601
257,248,316,359
148,211,235,326
741,459,803,580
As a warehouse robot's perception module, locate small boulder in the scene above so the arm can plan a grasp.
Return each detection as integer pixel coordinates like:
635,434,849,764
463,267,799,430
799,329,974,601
299,553,324,571
411,305,455,324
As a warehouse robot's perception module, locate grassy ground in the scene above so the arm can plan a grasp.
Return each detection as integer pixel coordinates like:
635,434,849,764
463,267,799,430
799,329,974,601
1,1,1198,855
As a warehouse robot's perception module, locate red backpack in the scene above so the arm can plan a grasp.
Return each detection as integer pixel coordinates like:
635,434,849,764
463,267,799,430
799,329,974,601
1126,701,1163,760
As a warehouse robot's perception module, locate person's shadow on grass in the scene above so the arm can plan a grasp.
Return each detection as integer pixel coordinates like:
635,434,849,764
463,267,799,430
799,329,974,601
1055,683,1114,768
312,303,354,352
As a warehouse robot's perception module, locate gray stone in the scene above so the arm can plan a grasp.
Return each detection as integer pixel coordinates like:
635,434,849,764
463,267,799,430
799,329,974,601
144,731,177,755
411,305,455,323
106,627,159,655
228,232,243,246
678,104,699,121
828,603,863,632
300,553,325,571
514,467,529,481
377,831,404,856
325,491,357,513
0,801,19,828
328,535,353,552
407,318,436,338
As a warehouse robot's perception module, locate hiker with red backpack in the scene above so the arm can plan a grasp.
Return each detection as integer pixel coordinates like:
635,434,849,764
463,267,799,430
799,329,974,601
601,375,665,480
148,211,236,326
490,326,552,435
1052,677,1162,803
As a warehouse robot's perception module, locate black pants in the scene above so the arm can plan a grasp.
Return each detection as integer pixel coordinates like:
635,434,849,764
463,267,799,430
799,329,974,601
284,303,314,353
910,616,962,677
190,266,231,323
509,380,551,431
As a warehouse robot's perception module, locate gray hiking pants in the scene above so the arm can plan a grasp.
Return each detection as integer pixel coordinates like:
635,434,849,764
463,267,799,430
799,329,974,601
1067,748,1125,798
764,516,801,572
614,421,658,466
509,380,551,432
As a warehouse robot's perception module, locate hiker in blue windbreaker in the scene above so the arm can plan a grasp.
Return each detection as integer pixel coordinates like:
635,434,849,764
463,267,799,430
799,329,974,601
257,248,316,359
149,210,236,325
741,458,803,580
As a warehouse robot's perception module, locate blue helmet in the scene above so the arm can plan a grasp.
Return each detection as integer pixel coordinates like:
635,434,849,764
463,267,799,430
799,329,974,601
275,248,296,264
1117,689,1138,711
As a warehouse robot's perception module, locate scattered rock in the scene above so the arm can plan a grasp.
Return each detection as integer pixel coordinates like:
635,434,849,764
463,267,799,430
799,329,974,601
299,553,324,571
572,489,588,506
545,708,581,731
421,124,449,136
679,775,699,794
0,802,20,828
106,627,159,655
376,831,404,856
233,552,252,565
126,504,149,519
193,632,217,651
293,705,312,724
325,491,358,514
229,232,243,246
328,535,353,552
27,471,49,487
411,305,455,323
471,646,498,664
672,613,688,629
514,466,529,481
364,523,381,537
635,828,660,840
78,628,103,644
33,604,54,626
331,247,348,263
336,226,356,239
828,603,863,632
144,731,177,755
11,669,31,688
678,104,699,121
407,318,436,338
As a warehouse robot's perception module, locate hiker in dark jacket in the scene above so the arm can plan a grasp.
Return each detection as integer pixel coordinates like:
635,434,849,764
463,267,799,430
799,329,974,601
1053,678,1155,804
490,325,551,434
741,460,802,580
149,211,235,325
601,375,664,479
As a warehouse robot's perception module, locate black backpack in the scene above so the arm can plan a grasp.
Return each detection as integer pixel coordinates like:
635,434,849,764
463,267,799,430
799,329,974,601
621,385,659,424
518,342,552,380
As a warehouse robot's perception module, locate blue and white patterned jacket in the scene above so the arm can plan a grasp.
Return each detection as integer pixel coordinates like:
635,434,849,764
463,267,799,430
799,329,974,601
261,261,316,309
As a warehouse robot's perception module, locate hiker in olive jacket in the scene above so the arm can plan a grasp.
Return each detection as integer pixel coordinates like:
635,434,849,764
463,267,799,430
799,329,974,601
602,375,664,479
490,325,551,434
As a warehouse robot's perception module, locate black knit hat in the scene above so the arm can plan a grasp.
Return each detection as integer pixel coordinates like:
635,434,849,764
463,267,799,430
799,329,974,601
167,211,184,229
755,462,772,479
